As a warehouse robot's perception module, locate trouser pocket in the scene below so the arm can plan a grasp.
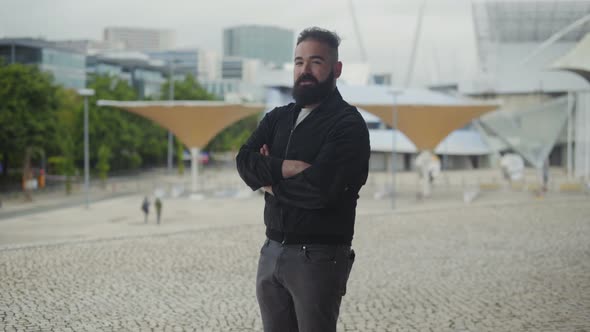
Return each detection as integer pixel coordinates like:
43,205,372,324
340,248,355,296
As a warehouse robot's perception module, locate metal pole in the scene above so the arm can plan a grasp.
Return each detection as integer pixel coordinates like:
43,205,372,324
191,147,199,192
391,94,398,209
567,92,574,178
404,0,427,88
586,94,590,181
84,96,90,209
167,61,174,173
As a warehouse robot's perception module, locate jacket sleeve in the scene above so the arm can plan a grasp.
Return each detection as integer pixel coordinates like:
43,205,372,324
272,112,370,209
236,111,285,191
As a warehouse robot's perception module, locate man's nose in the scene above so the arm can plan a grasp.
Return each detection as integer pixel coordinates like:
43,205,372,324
302,61,312,73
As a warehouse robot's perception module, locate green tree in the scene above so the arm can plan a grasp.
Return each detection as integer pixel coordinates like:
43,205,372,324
176,140,185,175
205,114,260,152
87,74,167,171
96,145,112,187
0,63,61,179
161,73,217,101
53,88,80,194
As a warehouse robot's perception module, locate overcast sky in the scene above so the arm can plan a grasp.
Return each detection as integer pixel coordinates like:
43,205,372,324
1,0,479,87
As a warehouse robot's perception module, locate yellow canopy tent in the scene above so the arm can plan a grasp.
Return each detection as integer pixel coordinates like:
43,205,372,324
337,85,500,151
355,104,498,151
97,100,264,192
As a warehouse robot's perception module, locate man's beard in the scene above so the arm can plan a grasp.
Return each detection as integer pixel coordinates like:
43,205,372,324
292,70,335,106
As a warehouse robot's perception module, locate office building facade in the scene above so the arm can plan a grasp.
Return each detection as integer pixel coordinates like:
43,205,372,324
223,25,293,66
0,38,86,89
104,27,175,52
148,49,220,81
87,53,166,98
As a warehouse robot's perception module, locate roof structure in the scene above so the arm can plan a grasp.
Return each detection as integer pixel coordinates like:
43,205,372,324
99,84,498,156
552,32,590,82
96,100,264,148
0,38,86,54
472,0,590,68
369,129,492,156
337,84,499,151
479,96,572,168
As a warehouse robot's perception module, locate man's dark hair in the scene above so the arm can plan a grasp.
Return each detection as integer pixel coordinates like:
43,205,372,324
296,27,341,61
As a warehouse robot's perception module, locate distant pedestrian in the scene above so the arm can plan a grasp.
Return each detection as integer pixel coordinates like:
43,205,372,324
542,159,550,192
141,197,150,223
154,198,162,224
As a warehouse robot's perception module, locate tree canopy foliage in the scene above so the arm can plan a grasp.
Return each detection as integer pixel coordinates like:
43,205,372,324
0,63,261,189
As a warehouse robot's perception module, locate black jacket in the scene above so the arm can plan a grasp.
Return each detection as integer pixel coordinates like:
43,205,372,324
236,88,370,245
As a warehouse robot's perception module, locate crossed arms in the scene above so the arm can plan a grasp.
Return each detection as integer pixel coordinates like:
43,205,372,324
258,143,310,195
236,111,369,209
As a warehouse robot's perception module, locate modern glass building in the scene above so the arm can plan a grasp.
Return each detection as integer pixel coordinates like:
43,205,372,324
0,38,86,89
86,53,167,99
103,27,175,52
223,25,294,66
147,49,220,81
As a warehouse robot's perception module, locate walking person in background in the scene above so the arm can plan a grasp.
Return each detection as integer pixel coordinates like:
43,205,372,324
542,159,550,193
141,196,150,223
154,197,162,224
237,27,370,332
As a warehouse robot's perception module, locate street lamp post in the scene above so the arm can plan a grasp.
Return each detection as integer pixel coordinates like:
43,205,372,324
389,89,403,209
168,60,175,173
77,88,95,209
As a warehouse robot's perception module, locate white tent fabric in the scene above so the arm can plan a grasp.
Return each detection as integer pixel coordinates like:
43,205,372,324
552,33,590,83
480,96,571,169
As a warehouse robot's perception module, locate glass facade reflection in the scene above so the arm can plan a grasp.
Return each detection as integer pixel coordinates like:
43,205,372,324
0,39,86,89
41,48,86,89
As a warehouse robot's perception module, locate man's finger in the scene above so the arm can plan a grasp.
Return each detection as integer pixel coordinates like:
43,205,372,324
260,144,270,156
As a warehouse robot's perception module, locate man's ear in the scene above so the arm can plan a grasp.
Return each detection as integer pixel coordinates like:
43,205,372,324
334,61,343,79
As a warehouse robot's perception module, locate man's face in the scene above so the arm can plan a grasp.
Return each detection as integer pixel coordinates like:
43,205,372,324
292,39,342,106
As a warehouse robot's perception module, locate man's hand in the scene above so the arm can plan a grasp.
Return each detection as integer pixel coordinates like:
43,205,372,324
259,143,311,178
282,160,311,178
260,144,270,157
259,145,274,195
263,186,274,195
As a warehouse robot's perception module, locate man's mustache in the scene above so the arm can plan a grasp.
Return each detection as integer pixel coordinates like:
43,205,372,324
296,74,319,86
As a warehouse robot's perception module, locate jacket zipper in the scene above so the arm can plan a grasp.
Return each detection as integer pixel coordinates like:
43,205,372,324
279,108,298,244
284,127,295,159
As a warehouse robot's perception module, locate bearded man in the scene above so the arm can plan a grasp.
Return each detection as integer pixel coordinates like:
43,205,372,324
236,26,370,332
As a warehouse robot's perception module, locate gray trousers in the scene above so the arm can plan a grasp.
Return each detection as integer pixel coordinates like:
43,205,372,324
256,238,355,332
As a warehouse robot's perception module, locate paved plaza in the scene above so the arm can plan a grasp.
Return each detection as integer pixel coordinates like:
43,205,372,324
0,171,589,332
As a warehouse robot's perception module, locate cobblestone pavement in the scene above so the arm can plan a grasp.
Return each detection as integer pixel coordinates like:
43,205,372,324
1,198,589,331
